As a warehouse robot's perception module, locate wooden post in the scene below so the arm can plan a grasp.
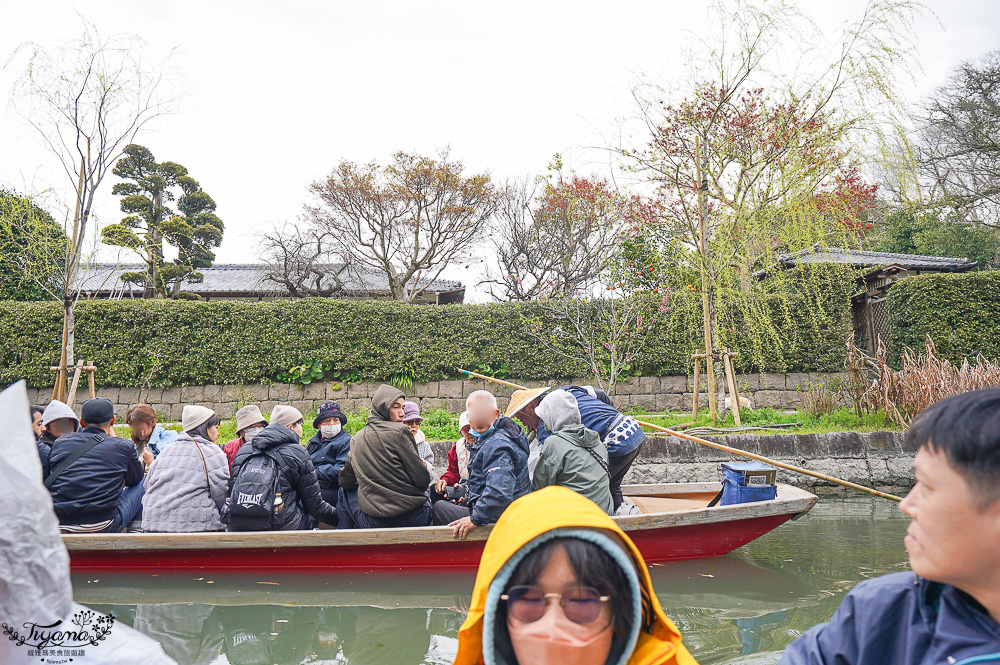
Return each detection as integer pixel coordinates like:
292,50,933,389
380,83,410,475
86,362,97,399
65,360,85,408
722,348,742,426
695,136,717,422
691,349,702,418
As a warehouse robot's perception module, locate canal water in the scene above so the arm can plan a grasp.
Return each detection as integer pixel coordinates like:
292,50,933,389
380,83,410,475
73,495,911,665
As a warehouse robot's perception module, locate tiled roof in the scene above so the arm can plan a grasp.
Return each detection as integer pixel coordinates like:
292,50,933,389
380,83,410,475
774,244,976,270
75,264,464,297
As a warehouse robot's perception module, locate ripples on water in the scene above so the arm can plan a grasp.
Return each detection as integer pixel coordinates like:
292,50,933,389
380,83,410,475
74,495,910,665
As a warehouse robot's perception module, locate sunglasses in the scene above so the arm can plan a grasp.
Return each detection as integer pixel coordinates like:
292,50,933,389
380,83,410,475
501,585,611,625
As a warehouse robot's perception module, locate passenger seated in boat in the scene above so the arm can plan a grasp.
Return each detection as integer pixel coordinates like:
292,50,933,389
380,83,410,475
434,390,530,539
30,404,50,476
533,389,614,515
453,486,698,665
431,410,473,503
222,404,268,467
47,397,146,533
227,405,337,531
39,398,79,446
141,405,230,533
337,385,433,529
307,400,351,525
780,388,1000,665
403,400,435,468
125,403,177,469
539,386,646,514
505,386,551,478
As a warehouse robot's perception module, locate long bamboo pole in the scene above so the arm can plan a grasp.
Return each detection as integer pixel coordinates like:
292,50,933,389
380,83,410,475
457,369,903,502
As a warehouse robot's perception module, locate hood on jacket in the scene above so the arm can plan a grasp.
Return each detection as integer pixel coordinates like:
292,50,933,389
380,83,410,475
42,399,79,427
454,486,698,665
536,389,582,433
252,423,301,451
371,384,405,422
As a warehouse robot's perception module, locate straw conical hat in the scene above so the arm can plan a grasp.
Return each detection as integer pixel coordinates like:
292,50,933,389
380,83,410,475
505,386,551,418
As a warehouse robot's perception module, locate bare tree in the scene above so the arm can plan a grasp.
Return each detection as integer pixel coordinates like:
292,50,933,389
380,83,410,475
301,148,500,302
260,222,351,297
484,165,631,301
6,21,176,393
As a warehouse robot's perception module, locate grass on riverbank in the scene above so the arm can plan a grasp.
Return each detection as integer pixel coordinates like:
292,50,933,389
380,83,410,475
116,405,898,445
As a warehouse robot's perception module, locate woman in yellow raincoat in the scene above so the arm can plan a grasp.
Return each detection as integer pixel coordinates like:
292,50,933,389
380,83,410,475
453,485,699,665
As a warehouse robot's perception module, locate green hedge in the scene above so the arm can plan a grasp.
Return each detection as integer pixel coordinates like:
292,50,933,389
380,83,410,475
0,285,852,388
887,271,1000,363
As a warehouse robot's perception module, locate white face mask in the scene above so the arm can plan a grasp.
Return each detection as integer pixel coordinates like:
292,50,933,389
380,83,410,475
243,427,264,443
320,423,342,439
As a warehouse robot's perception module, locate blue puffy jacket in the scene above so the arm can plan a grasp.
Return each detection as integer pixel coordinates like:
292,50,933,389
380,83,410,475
537,385,645,459
307,429,351,504
466,416,531,526
779,571,1000,665
48,426,144,525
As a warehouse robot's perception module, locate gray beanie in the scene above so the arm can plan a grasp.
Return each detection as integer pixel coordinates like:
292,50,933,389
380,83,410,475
42,400,79,427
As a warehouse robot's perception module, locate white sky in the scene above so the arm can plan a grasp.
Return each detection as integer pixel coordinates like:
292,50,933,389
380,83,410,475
2,0,999,302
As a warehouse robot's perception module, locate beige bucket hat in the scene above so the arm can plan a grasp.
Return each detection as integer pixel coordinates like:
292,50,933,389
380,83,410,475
504,386,551,418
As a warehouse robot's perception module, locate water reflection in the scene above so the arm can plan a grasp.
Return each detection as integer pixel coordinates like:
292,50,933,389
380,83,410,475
74,495,910,665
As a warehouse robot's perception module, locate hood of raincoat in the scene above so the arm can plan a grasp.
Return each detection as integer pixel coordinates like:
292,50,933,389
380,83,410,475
370,384,404,422
454,486,698,665
535,388,582,433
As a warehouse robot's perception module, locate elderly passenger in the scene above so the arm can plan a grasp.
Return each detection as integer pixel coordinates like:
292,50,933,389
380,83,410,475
433,390,530,539
222,404,268,467
432,410,473,503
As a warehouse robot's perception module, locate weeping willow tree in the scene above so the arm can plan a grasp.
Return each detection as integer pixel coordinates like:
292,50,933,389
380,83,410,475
617,0,923,419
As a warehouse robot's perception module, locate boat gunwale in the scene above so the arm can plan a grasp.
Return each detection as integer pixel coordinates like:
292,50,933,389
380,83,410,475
62,483,818,552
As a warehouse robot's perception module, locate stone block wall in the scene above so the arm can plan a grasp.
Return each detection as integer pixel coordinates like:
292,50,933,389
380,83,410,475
23,371,851,421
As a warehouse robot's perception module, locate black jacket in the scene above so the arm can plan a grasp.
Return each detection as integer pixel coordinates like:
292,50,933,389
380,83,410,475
307,430,351,504
48,426,144,524
230,423,336,530
35,437,51,478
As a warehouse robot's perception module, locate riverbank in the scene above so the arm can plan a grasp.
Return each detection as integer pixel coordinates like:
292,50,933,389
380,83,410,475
428,430,916,493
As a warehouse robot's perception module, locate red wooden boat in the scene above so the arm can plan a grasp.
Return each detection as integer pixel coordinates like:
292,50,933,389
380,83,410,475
62,482,817,574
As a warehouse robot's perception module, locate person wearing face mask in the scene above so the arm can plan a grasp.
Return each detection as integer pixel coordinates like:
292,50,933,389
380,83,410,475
434,390,530,538
307,401,352,525
222,405,269,468
453,486,699,665
337,385,433,529
403,401,435,469
431,410,473,503
141,405,230,533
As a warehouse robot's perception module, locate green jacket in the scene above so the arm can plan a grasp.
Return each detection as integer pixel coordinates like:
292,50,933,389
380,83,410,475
339,384,430,518
532,423,614,515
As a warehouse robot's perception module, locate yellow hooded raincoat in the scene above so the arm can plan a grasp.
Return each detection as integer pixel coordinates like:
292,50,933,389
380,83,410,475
453,485,699,665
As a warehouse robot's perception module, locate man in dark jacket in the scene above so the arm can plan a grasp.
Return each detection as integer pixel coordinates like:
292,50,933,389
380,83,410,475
307,401,351,524
48,397,145,533
229,405,336,530
435,390,531,539
780,388,1000,665
337,385,432,528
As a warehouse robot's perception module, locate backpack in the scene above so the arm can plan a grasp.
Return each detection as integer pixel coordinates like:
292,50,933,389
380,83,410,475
225,449,284,530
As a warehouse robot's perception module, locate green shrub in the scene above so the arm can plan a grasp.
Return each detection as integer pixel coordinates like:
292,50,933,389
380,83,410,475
0,285,851,388
886,271,1000,364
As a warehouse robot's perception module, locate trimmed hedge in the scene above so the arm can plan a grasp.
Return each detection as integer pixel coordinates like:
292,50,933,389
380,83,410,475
0,285,852,388
887,271,1000,363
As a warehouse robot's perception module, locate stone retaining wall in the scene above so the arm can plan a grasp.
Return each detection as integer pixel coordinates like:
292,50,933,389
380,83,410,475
426,430,915,492
24,371,850,420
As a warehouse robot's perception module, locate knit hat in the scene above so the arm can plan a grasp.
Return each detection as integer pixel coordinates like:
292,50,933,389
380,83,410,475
313,401,348,428
182,405,215,432
270,405,304,428
459,410,471,434
42,400,79,427
235,405,268,433
402,401,423,424
80,398,115,425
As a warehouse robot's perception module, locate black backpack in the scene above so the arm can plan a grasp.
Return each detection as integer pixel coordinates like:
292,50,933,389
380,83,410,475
225,450,284,530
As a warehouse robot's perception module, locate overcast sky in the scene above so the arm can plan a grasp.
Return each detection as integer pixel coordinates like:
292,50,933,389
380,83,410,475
2,1,999,301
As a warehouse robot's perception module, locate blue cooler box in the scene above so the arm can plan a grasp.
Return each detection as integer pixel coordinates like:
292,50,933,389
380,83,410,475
718,462,778,506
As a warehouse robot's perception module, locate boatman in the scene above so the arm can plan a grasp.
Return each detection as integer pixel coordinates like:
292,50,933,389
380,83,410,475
508,384,644,513
780,387,1000,665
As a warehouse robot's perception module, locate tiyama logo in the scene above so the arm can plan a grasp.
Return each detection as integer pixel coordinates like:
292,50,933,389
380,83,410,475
238,492,264,505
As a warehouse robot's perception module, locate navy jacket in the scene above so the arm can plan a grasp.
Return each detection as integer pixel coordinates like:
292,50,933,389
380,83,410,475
230,424,336,530
537,385,645,459
36,438,51,478
307,430,351,504
780,572,1000,665
48,426,144,524
466,416,531,526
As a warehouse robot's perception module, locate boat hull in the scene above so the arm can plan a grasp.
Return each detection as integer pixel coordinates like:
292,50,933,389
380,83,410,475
64,483,817,573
